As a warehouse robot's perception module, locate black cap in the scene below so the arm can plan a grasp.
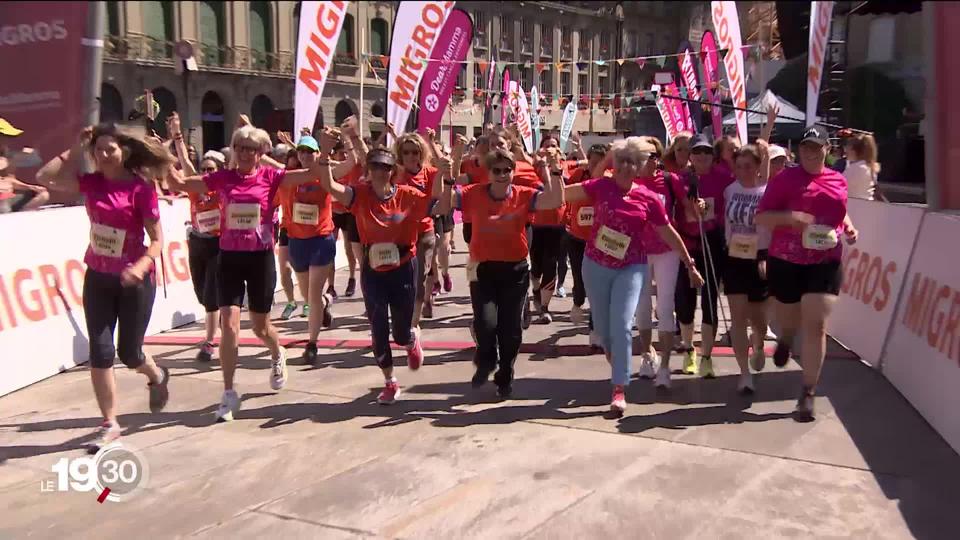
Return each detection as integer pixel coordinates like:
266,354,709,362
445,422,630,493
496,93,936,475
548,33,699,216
588,143,609,156
690,134,713,150
367,148,396,167
801,126,829,146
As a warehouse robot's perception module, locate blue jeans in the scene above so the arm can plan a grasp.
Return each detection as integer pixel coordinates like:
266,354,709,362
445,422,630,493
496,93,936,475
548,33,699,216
582,256,647,386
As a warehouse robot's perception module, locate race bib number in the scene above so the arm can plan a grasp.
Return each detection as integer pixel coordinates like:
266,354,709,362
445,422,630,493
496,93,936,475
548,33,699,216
577,206,594,227
90,223,126,258
594,225,631,260
466,260,479,283
196,209,220,234
292,203,319,225
803,225,839,251
227,203,260,230
369,243,400,269
728,233,759,260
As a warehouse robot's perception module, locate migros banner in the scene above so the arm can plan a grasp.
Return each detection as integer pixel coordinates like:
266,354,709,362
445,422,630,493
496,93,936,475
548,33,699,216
0,201,205,397
711,1,748,144
294,1,350,133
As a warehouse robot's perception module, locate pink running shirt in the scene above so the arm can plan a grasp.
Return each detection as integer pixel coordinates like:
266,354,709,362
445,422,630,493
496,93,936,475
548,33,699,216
204,166,286,251
636,171,686,255
79,173,160,275
582,177,669,268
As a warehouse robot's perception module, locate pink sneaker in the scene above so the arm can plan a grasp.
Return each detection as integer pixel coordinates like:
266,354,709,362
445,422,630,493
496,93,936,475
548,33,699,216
378,380,401,405
443,273,453,292
406,334,424,371
610,385,627,415
432,280,441,297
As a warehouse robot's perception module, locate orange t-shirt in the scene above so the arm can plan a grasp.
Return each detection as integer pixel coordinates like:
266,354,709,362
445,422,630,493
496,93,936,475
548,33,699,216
461,157,489,185
532,160,579,227
333,165,363,213
393,165,438,235
566,167,614,241
278,180,335,239
457,184,539,263
349,183,433,271
189,191,222,236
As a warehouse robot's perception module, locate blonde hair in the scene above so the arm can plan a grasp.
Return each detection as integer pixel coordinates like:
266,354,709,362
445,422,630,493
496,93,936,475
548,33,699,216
846,133,880,174
611,136,654,165
230,125,272,154
663,131,691,168
393,132,431,168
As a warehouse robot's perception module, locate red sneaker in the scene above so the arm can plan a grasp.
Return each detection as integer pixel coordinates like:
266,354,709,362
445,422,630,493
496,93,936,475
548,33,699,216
610,385,626,415
443,273,453,292
378,380,401,405
406,333,424,371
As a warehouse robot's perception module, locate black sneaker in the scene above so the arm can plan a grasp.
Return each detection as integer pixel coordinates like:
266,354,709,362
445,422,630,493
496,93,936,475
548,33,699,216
471,368,490,388
794,386,816,422
148,366,170,413
322,294,333,328
496,383,513,399
521,300,531,330
327,286,338,300
303,341,319,366
344,277,357,297
538,311,553,325
773,340,791,368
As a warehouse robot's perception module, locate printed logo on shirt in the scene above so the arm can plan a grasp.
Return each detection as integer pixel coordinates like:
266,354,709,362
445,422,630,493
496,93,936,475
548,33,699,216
726,191,763,233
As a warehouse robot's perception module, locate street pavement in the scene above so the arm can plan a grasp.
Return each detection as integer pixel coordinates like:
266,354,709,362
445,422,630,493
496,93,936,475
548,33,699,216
2,231,959,539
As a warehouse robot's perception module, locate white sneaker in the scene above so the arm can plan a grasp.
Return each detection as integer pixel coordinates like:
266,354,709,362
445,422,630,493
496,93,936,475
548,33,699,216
570,305,585,324
637,353,656,379
270,347,288,391
765,326,777,340
654,367,672,389
737,373,755,394
750,349,766,372
216,389,241,422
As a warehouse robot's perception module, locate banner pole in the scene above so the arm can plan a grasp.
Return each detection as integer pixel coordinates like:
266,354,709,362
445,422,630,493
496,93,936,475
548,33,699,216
359,26,365,137
83,2,105,128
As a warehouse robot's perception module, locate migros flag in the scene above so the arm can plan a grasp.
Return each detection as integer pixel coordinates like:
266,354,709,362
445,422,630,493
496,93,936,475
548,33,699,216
386,1,455,143
294,1,350,134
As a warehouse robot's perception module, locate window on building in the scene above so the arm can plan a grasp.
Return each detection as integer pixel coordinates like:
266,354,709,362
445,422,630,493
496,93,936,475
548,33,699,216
578,30,591,61
106,1,121,36
293,2,300,51
520,19,533,54
541,24,554,58
473,10,487,48
370,18,389,56
337,13,355,57
560,70,571,96
143,1,174,59
249,2,272,70
540,67,553,97
457,64,467,89
599,31,610,58
577,72,588,96
646,32,655,55
561,25,572,59
520,66,532,89
626,31,639,57
499,15,513,51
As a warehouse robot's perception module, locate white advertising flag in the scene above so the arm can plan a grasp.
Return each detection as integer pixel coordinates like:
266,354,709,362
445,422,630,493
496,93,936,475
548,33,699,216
509,83,534,154
559,101,577,152
711,1,748,144
294,1,350,134
806,1,834,127
386,1,455,144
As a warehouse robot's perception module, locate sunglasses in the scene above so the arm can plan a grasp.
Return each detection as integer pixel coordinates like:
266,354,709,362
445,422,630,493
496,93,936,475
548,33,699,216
200,167,217,173
233,144,260,154
691,148,713,155
647,153,661,161
490,166,514,175
369,162,393,171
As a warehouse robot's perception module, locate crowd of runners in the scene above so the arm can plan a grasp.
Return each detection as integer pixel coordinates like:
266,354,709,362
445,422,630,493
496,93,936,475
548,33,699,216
31,112,858,453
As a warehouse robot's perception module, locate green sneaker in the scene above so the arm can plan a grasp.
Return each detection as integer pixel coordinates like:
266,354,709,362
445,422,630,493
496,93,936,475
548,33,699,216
698,356,715,379
682,348,698,374
300,304,310,319
280,302,297,321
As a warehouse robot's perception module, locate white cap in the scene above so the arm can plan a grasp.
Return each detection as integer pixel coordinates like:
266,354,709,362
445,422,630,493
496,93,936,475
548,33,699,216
202,150,226,164
769,144,786,160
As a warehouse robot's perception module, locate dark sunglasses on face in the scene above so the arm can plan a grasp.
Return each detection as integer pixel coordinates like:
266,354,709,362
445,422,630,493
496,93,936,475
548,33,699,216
648,153,661,161
490,166,514,175
201,167,217,173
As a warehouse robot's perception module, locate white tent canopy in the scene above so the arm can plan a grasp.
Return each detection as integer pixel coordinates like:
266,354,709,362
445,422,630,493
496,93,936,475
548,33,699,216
722,90,814,126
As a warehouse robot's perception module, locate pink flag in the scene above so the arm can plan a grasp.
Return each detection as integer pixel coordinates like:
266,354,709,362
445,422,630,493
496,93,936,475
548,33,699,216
501,70,511,125
417,9,473,135
700,30,723,140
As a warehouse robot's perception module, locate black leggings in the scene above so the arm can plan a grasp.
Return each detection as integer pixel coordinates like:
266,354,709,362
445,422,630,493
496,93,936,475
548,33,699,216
83,269,156,369
565,234,587,307
361,257,417,369
188,233,220,313
462,222,472,245
675,228,726,327
530,226,565,294
470,260,530,387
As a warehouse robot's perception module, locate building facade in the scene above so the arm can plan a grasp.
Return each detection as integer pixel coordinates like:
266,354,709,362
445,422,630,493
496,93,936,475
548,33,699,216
101,1,690,152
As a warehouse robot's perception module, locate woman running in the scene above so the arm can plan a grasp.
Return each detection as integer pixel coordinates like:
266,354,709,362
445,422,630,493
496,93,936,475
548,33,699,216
393,133,440,323
565,137,703,415
168,114,222,362
634,136,695,389
36,124,172,451
565,143,611,325
436,144,563,397
674,134,735,378
723,141,773,394
169,124,327,422
277,135,337,365
319,131,433,404
842,133,881,200
278,147,301,320
529,135,568,324
329,135,363,298
756,126,858,420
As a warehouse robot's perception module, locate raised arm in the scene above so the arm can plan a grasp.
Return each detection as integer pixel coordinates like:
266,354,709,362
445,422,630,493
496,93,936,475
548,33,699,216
533,150,564,210
570,132,587,161
167,113,198,177
760,103,778,143
35,127,90,193
756,138,771,183
316,128,354,207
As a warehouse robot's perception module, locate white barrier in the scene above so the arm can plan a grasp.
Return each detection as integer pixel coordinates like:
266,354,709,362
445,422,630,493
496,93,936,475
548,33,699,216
828,199,926,367
881,212,960,454
0,200,204,397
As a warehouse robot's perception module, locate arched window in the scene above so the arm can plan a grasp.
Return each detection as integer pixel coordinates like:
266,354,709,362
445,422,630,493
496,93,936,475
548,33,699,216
250,2,273,70
99,84,124,124
202,91,226,152
106,1,121,36
142,1,173,59
199,1,226,66
151,87,177,137
251,95,275,131
337,14,355,57
370,18,389,56
335,100,356,125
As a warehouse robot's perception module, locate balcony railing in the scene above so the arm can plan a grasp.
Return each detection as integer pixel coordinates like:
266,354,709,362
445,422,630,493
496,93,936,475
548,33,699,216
104,34,293,75
540,41,553,58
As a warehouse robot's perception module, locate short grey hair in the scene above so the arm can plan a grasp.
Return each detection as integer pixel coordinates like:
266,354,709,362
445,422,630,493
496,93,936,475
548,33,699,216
611,136,655,165
230,125,272,153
